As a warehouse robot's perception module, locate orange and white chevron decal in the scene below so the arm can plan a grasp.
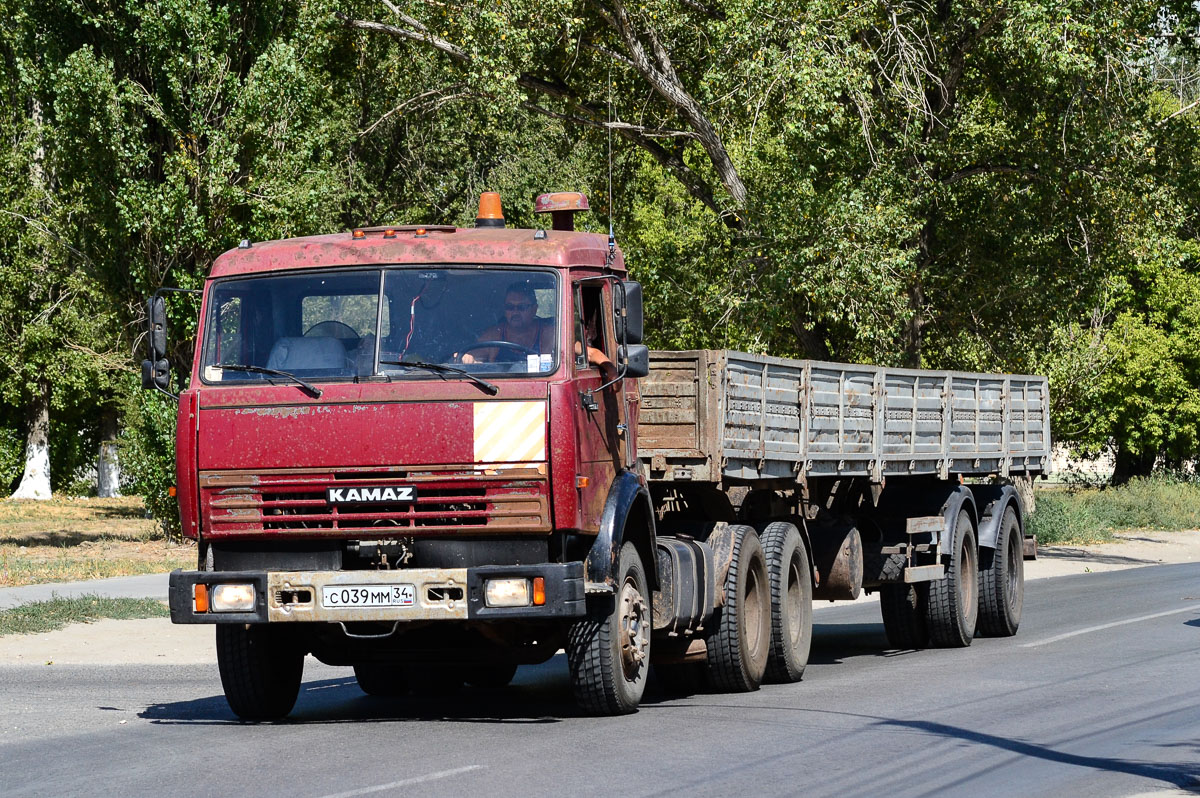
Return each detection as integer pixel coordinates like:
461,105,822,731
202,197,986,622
473,401,547,463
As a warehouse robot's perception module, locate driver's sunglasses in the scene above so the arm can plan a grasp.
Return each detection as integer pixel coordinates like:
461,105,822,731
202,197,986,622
505,302,535,311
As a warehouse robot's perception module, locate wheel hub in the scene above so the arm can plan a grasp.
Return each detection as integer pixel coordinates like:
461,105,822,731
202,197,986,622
618,578,650,681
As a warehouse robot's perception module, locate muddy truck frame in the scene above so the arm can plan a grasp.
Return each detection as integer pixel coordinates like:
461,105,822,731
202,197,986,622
144,191,1049,719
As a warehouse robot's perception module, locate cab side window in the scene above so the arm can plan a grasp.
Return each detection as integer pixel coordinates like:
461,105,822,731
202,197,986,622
575,284,607,371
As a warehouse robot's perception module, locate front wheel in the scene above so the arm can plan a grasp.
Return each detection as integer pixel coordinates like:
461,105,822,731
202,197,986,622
567,541,651,715
216,625,304,721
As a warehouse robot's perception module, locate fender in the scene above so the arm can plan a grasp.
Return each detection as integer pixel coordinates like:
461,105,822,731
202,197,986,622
936,485,978,559
585,469,658,589
969,484,1024,550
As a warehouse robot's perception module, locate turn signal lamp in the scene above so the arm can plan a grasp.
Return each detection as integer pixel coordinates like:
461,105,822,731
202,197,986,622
476,192,505,228
532,577,546,606
193,584,209,613
211,583,256,612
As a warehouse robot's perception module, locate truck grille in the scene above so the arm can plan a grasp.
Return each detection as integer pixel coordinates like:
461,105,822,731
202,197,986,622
199,466,550,537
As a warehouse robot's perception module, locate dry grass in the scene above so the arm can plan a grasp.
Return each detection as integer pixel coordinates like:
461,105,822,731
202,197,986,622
0,497,193,588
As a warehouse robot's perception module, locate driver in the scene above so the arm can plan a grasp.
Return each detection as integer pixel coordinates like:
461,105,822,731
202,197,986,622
461,282,553,363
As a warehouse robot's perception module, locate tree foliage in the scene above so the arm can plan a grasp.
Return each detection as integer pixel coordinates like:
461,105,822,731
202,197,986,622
0,0,1199,501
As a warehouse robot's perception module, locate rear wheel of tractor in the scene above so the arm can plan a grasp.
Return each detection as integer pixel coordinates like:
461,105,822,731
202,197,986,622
978,507,1024,637
465,662,518,688
706,524,770,692
567,541,651,715
880,583,929,649
353,662,407,697
927,509,979,647
760,521,812,683
216,624,304,721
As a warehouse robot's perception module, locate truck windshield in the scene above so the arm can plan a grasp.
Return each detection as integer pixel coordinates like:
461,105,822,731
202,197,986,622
200,267,559,384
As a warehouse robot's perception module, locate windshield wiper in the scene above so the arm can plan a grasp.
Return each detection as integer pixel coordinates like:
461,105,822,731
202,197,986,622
379,359,499,396
218,364,323,398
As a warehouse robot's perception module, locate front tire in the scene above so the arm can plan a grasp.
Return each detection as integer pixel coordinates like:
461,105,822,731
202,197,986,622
927,509,979,647
760,522,813,683
706,524,770,692
978,507,1024,637
567,541,651,715
216,624,304,721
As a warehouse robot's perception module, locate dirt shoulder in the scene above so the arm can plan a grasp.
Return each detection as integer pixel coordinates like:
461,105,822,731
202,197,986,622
1,529,1196,667
1030,529,1200,578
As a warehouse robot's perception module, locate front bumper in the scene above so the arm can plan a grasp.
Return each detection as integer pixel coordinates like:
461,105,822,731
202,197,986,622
168,562,586,624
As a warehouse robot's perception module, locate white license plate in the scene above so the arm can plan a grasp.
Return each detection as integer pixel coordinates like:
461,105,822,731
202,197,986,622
321,584,416,608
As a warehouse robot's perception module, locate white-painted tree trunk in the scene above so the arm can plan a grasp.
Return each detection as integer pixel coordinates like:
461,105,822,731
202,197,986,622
12,383,51,500
97,410,120,498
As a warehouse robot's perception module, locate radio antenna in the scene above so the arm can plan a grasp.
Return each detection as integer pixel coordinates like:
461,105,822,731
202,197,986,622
606,64,616,269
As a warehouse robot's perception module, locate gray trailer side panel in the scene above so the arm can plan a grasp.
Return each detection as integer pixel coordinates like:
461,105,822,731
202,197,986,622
639,350,1050,484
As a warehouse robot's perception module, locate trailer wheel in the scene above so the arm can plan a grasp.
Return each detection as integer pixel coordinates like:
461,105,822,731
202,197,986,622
567,541,650,715
977,507,1024,637
760,522,812,683
465,662,518,688
880,583,928,649
706,524,770,692
353,663,407,697
216,624,304,721
926,509,979,647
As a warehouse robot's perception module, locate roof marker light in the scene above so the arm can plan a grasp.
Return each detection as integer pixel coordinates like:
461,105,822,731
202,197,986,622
383,228,396,238
352,229,365,239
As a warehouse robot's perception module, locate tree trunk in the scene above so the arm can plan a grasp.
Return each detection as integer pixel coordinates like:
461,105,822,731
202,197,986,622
97,408,120,498
12,382,52,500
1111,445,1155,486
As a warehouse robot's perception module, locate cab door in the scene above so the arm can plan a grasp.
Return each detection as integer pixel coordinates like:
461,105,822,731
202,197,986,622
572,279,626,529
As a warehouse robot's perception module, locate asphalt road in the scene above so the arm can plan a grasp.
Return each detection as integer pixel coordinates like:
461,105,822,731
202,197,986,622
2,563,1198,798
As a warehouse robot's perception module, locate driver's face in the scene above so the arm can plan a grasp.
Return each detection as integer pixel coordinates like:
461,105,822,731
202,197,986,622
504,291,536,331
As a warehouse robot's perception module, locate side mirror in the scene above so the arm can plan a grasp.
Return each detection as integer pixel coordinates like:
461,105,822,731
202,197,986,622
619,344,649,379
141,358,171,391
616,281,644,345
147,296,168,361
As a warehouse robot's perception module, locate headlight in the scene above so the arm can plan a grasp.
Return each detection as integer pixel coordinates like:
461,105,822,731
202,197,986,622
484,578,531,608
211,583,257,612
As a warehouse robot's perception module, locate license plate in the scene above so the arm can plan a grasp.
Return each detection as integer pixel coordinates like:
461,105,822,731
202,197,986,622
321,584,416,608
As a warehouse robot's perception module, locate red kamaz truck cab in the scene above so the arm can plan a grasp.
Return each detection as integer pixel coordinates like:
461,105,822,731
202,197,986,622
159,193,657,718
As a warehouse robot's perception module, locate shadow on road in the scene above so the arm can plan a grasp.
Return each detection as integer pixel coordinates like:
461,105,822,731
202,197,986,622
880,718,1200,793
139,657,580,725
1039,547,1159,566
809,622,918,664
